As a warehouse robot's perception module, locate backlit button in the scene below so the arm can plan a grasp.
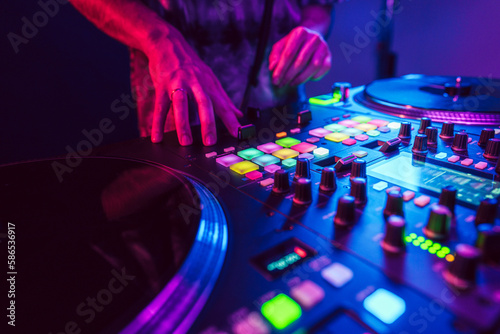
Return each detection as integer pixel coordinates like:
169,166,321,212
260,178,274,187
257,142,283,154
261,294,302,330
435,152,447,159
276,131,287,138
338,120,360,127
353,150,368,158
475,161,488,170
342,138,357,146
224,146,235,153
298,153,314,160
321,262,353,288
378,126,391,133
290,128,301,134
355,123,377,132
387,122,402,129
276,137,301,148
232,312,270,334
343,114,351,118
309,127,333,138
313,147,329,157
252,154,280,167
414,195,431,207
290,280,325,310
331,117,340,122
448,155,460,163
341,128,364,136
402,190,415,202
230,161,259,174
306,137,320,144
368,119,389,127
291,142,317,153
366,130,381,137
363,289,406,324
325,133,349,142
461,158,473,166
282,159,297,168
264,164,281,173
324,124,347,132
216,154,244,167
351,116,372,123
386,186,401,193
246,170,263,180
373,181,389,191
355,134,369,141
272,148,300,160
205,151,217,158
237,148,264,160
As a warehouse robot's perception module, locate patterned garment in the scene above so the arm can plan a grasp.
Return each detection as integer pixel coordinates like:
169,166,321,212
130,0,336,136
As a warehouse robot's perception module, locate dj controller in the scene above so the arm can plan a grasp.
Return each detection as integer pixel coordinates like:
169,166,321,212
2,75,500,334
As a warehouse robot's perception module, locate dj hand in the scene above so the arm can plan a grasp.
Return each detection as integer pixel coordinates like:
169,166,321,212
269,26,331,87
147,42,243,146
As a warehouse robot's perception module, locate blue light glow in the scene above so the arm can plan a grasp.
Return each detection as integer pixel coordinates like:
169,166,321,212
363,288,406,324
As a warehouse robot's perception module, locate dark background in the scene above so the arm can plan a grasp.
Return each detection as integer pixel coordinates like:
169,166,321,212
2,0,500,165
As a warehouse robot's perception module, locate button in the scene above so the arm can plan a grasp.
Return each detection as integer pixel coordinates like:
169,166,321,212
290,280,325,310
363,289,406,324
309,127,333,138
338,120,360,127
205,151,217,158
290,128,301,134
447,155,460,163
321,262,353,288
291,142,317,153
414,195,431,207
342,114,351,118
282,159,297,168
435,152,447,159
342,138,357,146
237,148,264,160
331,117,340,122
386,186,401,193
387,122,401,129
260,294,302,330
351,116,372,123
230,161,259,175
298,153,314,160
246,170,263,180
368,119,389,127
297,110,312,125
216,154,244,167
373,181,389,191
260,178,274,187
252,154,280,167
313,147,329,157
223,146,235,153
355,123,377,132
366,130,381,137
475,161,488,170
264,164,281,173
232,312,269,334
276,131,287,138
355,134,369,141
378,126,391,133
272,148,299,160
325,133,349,142
353,150,368,158
402,190,415,201
324,124,346,132
257,142,283,154
341,128,364,136
460,158,473,166
306,137,320,144
276,137,301,148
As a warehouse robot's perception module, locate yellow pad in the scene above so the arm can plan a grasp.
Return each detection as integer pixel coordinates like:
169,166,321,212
230,161,259,175
355,123,377,132
325,133,349,143
272,148,299,160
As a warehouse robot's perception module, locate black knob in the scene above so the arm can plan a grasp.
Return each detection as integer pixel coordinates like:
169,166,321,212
398,122,412,141
381,215,406,254
319,167,337,193
475,198,498,226
334,195,356,227
383,190,404,219
478,128,495,147
425,126,438,146
476,224,500,264
444,244,480,290
418,117,431,134
438,186,457,217
412,134,428,154
294,158,311,180
350,159,367,180
293,178,312,205
350,177,367,206
423,204,451,240
483,138,500,160
451,131,468,153
440,122,455,140
332,82,351,102
496,155,500,175
272,169,290,194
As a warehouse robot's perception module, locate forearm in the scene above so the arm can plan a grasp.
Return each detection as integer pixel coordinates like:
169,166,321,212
300,5,333,37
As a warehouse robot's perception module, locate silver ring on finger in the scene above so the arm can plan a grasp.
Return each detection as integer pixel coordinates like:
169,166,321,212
170,88,187,100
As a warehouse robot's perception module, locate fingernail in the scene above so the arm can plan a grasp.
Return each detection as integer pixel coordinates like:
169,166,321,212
206,134,216,146
181,135,192,146
152,133,161,143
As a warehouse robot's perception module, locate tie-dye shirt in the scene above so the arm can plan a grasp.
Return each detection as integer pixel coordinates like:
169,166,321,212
130,0,336,136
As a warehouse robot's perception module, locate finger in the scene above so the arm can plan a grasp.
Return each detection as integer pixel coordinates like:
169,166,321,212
312,53,331,80
192,85,217,146
289,48,326,86
151,89,170,143
280,34,321,86
272,27,308,86
211,95,241,138
269,38,285,71
172,89,192,146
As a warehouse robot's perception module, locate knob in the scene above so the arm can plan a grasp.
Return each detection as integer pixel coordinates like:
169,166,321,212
350,177,367,206
423,204,451,240
332,82,351,102
272,169,290,194
439,122,455,140
412,134,428,154
478,128,495,147
476,224,500,264
425,126,438,147
443,244,480,290
398,122,412,141
319,167,337,193
451,131,468,153
475,198,498,226
438,186,457,217
294,158,311,180
293,178,312,205
496,155,500,175
483,138,500,160
383,190,404,219
418,117,431,134
381,215,406,254
350,159,367,180
334,195,356,227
